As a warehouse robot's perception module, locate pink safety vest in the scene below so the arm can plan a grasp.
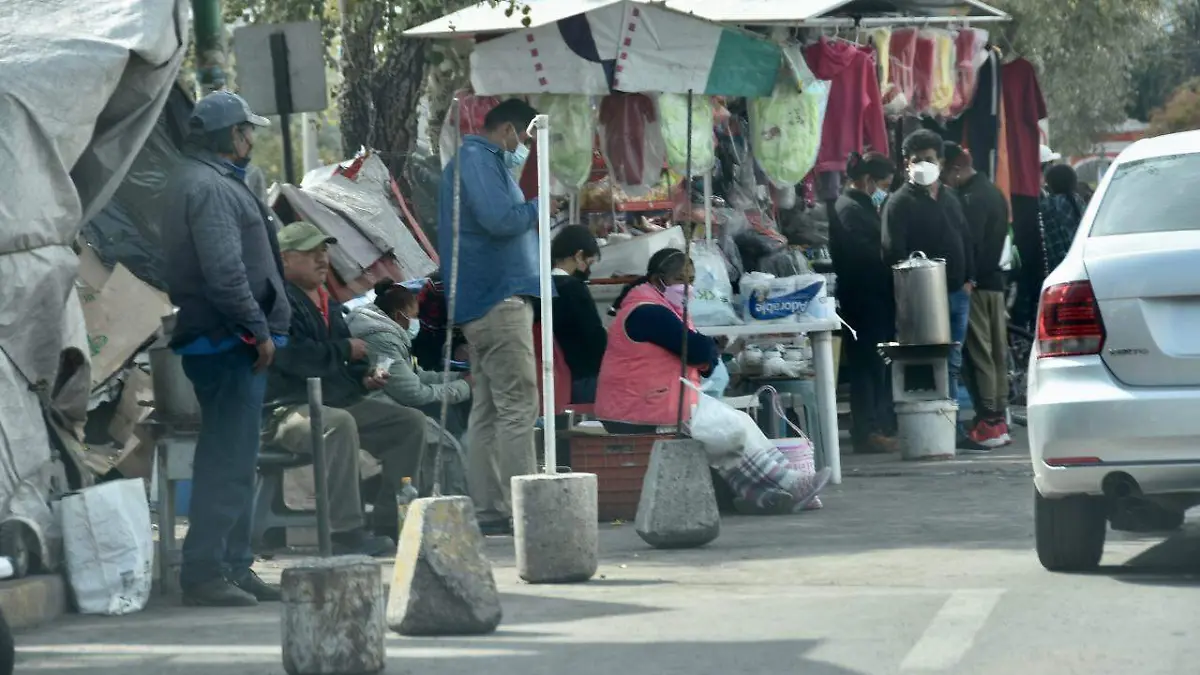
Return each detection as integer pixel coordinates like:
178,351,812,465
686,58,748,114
595,284,701,426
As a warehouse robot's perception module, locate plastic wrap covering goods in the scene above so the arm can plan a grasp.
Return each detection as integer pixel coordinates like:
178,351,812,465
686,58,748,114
950,29,989,119
300,154,437,283
540,94,596,190
930,30,956,117
598,93,666,198
750,48,828,188
888,28,918,115
438,88,500,169
658,94,715,176
81,84,193,291
0,0,188,562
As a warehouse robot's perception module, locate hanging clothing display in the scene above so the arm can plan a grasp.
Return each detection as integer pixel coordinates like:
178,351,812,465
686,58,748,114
949,29,988,118
995,97,1013,207
541,94,597,190
869,28,893,100
946,46,1001,179
438,88,501,168
910,31,936,115
659,93,716,176
888,28,918,113
930,30,956,116
803,37,889,173
598,93,666,195
1001,57,1048,197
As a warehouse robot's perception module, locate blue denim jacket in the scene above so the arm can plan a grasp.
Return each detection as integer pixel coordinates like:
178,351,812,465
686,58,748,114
438,135,541,325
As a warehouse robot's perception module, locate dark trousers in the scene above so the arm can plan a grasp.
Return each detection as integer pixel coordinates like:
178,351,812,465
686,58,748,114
179,346,267,589
1011,195,1043,330
841,301,895,443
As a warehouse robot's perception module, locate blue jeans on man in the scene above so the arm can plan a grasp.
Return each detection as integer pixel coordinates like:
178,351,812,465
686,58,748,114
948,288,972,402
179,346,267,591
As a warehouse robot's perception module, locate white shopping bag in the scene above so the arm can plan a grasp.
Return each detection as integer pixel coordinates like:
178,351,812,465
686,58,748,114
61,479,154,615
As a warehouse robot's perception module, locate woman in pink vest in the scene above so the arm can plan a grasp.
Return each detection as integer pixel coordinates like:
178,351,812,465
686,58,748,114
595,248,721,433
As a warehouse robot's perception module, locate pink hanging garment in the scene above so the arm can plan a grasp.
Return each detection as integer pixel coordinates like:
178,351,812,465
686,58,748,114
949,29,985,118
598,93,662,192
910,31,936,116
888,28,918,112
803,38,889,173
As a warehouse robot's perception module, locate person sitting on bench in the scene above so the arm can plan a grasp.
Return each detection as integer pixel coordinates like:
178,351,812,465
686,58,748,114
264,222,429,549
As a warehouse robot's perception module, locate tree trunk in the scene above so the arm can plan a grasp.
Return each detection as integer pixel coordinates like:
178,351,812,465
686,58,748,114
337,1,381,159
372,37,431,181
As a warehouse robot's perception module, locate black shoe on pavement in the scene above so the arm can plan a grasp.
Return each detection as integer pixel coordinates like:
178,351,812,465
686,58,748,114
478,518,514,537
182,578,258,608
332,529,397,557
232,570,282,602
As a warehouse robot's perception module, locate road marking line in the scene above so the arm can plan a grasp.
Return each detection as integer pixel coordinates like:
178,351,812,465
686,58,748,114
900,589,1005,672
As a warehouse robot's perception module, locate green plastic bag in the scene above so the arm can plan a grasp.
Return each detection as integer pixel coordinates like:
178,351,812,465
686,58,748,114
659,94,715,176
541,95,596,190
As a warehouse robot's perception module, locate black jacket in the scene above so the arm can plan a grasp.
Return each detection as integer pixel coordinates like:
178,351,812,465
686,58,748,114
832,189,893,311
956,173,1010,291
882,182,975,288
266,282,370,409
531,273,608,379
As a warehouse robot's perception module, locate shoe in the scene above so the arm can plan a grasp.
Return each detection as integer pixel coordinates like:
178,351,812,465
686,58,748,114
332,529,397,557
968,419,1008,449
992,420,1013,446
789,467,833,511
478,518,514,537
232,570,282,602
182,578,257,608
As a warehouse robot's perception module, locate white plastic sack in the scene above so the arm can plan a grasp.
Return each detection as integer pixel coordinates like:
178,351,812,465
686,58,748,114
690,241,741,326
700,359,730,397
61,479,153,616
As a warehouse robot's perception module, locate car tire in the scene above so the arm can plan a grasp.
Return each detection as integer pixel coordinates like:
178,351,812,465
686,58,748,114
1034,489,1106,572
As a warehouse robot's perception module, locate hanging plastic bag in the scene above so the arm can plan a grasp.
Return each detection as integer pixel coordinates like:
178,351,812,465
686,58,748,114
540,94,597,190
61,479,154,615
689,240,741,326
659,94,715,176
700,358,730,397
598,93,667,198
750,47,829,188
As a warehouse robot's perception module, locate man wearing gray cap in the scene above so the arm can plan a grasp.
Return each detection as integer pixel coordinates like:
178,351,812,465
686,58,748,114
162,90,290,607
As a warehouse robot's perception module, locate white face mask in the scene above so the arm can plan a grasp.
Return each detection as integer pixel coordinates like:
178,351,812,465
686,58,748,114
909,161,940,187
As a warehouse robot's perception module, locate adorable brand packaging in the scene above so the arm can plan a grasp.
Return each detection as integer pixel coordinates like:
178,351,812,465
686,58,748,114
740,273,827,324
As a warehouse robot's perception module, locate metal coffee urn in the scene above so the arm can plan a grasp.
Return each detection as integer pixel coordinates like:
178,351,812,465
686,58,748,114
879,251,957,461
892,251,950,346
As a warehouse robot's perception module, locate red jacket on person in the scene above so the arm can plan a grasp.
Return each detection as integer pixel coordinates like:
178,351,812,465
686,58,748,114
804,38,890,173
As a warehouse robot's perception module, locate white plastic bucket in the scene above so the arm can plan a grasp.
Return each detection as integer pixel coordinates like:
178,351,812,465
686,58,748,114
895,400,958,461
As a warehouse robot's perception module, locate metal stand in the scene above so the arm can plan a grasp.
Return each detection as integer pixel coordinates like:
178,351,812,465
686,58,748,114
307,378,332,557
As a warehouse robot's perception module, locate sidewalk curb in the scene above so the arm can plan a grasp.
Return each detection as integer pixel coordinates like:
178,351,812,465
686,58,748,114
0,575,67,631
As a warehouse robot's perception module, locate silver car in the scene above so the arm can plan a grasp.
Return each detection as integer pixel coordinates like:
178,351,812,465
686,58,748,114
1029,131,1200,571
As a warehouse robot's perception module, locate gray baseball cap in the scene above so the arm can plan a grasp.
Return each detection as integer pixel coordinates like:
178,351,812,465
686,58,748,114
190,91,270,132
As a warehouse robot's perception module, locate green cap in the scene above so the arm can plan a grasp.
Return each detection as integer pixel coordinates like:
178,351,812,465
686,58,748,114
278,221,337,252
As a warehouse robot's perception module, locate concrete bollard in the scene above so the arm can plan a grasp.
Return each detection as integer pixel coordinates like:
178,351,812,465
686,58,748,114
512,473,598,584
281,556,385,675
386,496,502,636
635,440,721,549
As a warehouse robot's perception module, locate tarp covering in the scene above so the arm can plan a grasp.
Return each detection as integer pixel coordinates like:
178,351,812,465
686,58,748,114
0,0,188,558
467,1,783,96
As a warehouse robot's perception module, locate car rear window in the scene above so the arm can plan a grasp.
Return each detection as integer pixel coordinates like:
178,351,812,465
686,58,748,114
1089,153,1200,236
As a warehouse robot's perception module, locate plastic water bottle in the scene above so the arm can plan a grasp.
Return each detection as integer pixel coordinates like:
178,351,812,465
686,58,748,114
397,477,420,528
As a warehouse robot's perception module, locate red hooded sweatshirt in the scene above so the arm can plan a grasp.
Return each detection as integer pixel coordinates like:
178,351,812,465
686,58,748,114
804,38,890,173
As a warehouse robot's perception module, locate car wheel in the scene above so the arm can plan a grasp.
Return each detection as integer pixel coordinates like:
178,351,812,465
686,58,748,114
1034,489,1106,572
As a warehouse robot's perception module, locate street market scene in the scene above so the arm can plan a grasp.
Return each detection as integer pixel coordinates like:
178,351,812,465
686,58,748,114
4,0,1200,673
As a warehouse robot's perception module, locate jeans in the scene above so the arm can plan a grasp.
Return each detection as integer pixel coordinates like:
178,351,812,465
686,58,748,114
179,347,268,590
948,289,972,403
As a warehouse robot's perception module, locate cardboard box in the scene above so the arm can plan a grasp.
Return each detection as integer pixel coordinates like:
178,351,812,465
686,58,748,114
107,367,153,445
78,260,172,387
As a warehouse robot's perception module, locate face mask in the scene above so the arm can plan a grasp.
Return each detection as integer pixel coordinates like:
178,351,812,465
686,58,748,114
871,189,888,207
406,321,421,339
909,161,940,187
662,283,694,310
572,267,591,282
505,143,530,169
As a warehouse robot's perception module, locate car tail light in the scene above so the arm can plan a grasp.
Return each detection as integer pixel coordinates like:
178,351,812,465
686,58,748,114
1037,281,1105,358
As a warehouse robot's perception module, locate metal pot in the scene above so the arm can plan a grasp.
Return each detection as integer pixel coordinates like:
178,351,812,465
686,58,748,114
149,314,201,426
893,251,951,346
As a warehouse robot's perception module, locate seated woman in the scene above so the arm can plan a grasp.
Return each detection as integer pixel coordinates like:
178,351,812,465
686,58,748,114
347,280,472,438
531,225,608,404
596,248,830,514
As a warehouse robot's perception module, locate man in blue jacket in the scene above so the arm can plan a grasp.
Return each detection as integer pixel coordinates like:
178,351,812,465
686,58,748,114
162,91,290,607
438,98,551,535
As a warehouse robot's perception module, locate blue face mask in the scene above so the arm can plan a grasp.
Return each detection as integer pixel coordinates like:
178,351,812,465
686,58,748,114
505,143,530,169
871,189,888,208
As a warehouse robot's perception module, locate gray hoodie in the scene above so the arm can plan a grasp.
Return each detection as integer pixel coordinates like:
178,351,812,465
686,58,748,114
346,304,471,408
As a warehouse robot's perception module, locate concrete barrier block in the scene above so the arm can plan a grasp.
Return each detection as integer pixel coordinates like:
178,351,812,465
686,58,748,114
512,473,598,584
635,440,720,549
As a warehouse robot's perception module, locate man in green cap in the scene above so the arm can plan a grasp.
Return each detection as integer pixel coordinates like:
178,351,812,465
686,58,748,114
265,222,430,551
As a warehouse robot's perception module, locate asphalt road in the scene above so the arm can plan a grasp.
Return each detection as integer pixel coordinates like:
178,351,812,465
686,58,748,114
16,438,1200,674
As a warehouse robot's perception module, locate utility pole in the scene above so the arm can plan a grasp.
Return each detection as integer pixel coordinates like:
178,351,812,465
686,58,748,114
192,0,227,96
